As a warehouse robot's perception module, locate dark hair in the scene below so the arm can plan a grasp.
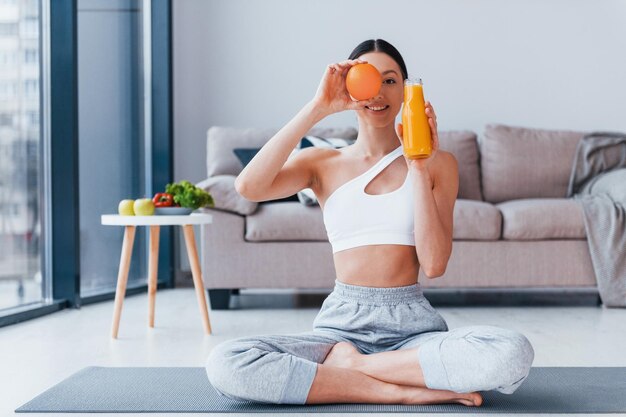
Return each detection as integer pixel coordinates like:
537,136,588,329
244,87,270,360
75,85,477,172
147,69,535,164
348,39,408,81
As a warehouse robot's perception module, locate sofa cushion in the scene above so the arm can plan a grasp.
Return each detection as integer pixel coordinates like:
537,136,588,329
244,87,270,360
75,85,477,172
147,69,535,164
453,199,502,240
480,124,586,203
196,175,258,216
206,126,358,178
497,198,586,240
245,202,327,241
438,131,483,201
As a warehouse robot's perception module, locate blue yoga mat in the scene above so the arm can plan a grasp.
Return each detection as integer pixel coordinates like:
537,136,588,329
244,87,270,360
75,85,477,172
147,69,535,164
15,366,626,413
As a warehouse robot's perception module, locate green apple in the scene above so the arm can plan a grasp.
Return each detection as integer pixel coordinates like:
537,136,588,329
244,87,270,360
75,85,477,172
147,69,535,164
133,198,155,216
118,199,135,216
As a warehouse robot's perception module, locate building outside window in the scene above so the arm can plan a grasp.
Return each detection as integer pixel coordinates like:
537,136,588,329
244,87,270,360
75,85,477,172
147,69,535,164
0,0,43,309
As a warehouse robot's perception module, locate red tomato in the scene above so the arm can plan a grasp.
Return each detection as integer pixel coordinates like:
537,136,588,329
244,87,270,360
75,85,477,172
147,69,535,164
152,192,174,207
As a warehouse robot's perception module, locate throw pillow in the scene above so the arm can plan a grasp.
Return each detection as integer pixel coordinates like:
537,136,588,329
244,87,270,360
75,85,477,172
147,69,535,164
480,124,586,203
232,148,300,203
289,136,356,206
437,131,483,201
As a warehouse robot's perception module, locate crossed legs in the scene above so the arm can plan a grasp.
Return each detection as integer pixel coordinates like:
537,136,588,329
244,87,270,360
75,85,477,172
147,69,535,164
308,324,535,405
206,325,533,406
307,342,482,406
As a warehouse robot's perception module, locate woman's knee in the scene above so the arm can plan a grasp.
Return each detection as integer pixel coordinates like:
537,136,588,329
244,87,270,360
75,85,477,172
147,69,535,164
500,329,534,392
205,338,261,400
474,326,534,392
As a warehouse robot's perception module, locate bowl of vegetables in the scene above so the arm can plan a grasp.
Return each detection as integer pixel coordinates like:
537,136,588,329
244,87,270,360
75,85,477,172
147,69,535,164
153,180,214,215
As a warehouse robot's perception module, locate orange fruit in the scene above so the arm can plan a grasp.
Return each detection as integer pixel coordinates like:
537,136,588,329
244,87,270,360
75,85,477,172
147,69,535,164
345,63,382,101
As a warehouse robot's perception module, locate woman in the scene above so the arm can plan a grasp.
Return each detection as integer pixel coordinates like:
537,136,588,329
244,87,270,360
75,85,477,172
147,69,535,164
206,39,534,407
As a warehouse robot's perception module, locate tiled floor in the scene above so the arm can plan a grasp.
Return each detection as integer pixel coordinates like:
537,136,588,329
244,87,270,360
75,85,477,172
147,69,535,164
1,288,626,416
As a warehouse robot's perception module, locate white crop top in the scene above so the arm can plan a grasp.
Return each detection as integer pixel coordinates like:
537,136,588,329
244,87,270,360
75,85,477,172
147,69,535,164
322,145,415,254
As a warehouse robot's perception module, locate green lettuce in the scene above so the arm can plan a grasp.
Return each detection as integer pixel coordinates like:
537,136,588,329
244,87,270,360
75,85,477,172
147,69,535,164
165,180,215,210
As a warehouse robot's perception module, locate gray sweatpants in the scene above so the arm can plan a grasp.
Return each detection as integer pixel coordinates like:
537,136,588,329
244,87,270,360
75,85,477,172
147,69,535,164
206,280,535,404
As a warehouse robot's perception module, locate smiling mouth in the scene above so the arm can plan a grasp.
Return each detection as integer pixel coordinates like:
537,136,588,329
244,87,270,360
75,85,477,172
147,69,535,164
365,105,389,112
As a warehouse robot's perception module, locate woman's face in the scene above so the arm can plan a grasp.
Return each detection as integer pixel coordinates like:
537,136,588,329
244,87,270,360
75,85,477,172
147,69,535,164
354,51,404,129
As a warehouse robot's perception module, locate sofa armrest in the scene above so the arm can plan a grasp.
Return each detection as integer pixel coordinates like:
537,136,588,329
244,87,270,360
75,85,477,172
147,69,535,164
196,175,258,215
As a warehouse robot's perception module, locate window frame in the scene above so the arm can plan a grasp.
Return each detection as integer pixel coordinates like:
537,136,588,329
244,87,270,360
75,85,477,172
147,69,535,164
0,0,174,327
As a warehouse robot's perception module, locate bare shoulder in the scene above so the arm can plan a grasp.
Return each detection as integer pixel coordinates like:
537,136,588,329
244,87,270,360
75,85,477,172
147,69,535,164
288,146,333,170
434,150,458,170
299,146,345,188
431,150,459,187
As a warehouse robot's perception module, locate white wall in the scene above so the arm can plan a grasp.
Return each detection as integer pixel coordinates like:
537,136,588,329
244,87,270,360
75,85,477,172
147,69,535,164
172,0,626,274
174,0,626,185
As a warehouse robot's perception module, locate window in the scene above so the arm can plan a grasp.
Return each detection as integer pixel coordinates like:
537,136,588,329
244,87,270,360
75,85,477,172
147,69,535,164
0,23,18,37
77,1,149,296
0,82,17,99
0,51,17,65
23,79,38,97
1,0,174,326
20,18,38,38
24,49,37,64
25,110,38,125
0,113,14,127
0,0,43,312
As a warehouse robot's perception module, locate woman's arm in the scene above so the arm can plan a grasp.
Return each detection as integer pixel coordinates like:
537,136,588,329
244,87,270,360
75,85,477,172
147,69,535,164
234,101,325,201
236,59,374,201
410,154,459,278
396,101,459,278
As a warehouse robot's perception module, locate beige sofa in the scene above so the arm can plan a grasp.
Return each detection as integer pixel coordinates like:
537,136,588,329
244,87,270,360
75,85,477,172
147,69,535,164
199,124,597,309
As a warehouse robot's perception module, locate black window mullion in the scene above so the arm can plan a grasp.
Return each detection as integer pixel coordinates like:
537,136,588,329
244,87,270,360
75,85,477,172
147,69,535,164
50,0,80,307
151,0,174,288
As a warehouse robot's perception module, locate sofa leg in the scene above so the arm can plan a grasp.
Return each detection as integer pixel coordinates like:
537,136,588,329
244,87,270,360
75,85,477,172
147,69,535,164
208,289,231,310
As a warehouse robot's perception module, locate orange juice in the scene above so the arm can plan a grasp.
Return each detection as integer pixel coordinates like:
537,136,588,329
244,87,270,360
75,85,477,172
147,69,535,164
402,79,432,159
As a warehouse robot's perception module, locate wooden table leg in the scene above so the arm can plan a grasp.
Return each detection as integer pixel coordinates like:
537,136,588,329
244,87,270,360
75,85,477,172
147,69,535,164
182,224,212,335
148,225,160,328
111,225,136,339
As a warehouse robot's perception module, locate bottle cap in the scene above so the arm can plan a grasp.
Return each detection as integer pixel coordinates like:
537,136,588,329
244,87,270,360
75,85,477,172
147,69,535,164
404,77,423,85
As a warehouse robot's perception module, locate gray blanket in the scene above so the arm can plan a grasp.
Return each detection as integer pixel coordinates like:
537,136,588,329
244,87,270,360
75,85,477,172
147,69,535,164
566,132,626,307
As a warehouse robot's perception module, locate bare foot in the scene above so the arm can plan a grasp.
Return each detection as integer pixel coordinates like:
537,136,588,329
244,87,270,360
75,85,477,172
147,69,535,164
323,342,361,368
323,342,483,407
402,385,483,407
456,391,483,407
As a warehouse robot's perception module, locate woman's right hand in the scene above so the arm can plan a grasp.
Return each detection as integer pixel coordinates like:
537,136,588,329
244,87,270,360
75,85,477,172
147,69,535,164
311,59,375,117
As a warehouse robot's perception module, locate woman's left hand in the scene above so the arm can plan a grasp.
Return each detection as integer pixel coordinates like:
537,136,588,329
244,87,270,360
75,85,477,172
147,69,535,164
396,101,439,171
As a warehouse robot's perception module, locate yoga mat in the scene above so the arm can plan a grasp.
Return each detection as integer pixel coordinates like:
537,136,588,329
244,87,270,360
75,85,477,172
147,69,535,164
16,366,626,413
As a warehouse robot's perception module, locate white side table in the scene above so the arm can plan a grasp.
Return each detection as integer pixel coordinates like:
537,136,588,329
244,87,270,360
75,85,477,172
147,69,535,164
101,213,213,339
